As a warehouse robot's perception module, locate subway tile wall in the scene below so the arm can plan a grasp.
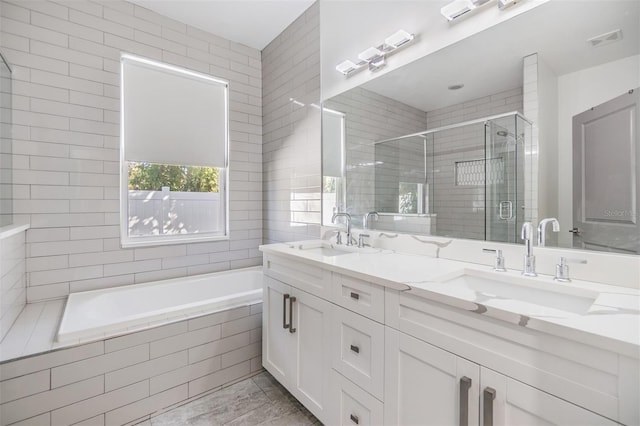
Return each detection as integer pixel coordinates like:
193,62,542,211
0,231,25,342
262,3,321,244
0,303,262,426
325,87,428,227
0,0,263,302
426,87,523,240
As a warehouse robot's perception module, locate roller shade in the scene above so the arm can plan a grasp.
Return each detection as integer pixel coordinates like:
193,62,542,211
122,54,228,168
322,108,345,177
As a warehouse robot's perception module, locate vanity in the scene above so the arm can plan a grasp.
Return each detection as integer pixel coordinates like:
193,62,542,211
259,238,639,426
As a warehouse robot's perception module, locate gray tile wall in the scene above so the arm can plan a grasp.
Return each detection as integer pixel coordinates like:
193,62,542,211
0,303,262,426
426,87,523,240
325,87,428,227
0,0,263,303
262,2,321,243
0,230,25,342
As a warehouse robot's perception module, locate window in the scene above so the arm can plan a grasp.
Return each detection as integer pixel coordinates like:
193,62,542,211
120,54,229,247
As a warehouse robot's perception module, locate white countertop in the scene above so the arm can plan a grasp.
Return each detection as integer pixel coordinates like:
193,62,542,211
260,240,640,359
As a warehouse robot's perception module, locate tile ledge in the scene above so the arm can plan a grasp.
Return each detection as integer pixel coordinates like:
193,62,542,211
0,223,29,240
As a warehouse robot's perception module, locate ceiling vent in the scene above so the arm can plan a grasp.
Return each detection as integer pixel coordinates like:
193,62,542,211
588,29,623,48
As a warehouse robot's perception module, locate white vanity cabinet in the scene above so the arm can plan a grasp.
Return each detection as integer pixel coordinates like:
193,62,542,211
261,249,639,426
262,274,332,421
385,328,617,426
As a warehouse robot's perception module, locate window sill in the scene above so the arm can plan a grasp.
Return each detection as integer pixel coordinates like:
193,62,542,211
121,233,229,249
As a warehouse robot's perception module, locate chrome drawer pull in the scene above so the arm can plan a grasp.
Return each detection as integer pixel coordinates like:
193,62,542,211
289,296,296,333
459,376,472,426
282,294,290,329
350,292,360,300
483,387,496,426
350,344,360,354
350,414,359,424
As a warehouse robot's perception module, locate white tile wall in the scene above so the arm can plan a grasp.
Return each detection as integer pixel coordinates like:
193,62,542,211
262,2,321,244
0,0,263,303
0,230,25,341
426,87,524,240
0,303,262,426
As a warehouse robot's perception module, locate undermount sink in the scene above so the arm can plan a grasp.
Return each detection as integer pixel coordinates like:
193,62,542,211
289,240,378,257
436,268,599,316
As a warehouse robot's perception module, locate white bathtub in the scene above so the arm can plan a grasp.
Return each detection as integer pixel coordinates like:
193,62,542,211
57,266,263,344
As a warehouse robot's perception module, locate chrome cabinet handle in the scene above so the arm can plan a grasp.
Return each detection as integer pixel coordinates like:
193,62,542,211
282,294,290,329
459,376,472,426
289,296,296,333
350,292,360,300
350,344,360,354
483,387,496,426
350,414,359,424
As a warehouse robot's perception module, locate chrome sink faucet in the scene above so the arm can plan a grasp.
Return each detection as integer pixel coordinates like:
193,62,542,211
332,212,353,246
537,218,560,247
521,222,537,277
363,211,379,230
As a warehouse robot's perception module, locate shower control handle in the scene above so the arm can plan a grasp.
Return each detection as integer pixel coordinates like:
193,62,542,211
499,201,513,220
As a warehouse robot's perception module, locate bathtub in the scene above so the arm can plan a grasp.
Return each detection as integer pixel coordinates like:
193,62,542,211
57,266,263,344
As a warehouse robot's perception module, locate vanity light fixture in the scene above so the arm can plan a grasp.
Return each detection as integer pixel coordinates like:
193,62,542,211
335,29,415,77
441,0,492,21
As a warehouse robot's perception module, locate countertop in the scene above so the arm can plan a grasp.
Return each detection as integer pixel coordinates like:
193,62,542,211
259,240,640,359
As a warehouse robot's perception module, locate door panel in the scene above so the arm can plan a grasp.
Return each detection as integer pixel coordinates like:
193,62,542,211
292,288,331,422
262,276,292,384
573,88,639,253
481,366,617,426
385,328,480,426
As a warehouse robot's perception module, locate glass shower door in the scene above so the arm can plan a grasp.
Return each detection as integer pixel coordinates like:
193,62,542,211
485,118,521,243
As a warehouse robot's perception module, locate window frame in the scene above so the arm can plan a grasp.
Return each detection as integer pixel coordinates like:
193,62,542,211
119,54,230,248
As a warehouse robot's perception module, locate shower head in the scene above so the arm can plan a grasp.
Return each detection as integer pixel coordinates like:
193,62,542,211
496,129,524,142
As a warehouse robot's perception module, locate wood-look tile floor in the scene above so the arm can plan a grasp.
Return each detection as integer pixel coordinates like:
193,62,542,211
142,371,321,426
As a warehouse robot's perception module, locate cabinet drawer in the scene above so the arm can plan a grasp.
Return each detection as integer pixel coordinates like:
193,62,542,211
331,305,385,401
332,273,384,323
329,370,383,426
263,254,331,299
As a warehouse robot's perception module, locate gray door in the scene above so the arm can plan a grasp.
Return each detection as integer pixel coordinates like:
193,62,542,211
572,88,639,254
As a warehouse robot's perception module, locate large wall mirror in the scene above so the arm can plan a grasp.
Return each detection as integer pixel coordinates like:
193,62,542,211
322,0,640,255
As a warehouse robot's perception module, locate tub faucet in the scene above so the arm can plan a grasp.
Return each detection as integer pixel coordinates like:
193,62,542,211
537,218,560,247
363,211,379,230
521,222,537,277
332,212,353,246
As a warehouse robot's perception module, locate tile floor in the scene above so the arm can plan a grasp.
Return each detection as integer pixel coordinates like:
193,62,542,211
141,371,321,426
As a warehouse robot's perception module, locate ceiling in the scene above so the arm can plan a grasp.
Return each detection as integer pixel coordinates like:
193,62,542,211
362,0,640,112
129,0,315,50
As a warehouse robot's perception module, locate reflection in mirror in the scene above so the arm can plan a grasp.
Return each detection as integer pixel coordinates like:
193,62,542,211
0,53,12,227
322,0,639,254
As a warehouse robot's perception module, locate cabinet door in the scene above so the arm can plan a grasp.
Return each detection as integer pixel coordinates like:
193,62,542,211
480,367,617,426
385,328,480,426
290,287,332,423
262,276,293,385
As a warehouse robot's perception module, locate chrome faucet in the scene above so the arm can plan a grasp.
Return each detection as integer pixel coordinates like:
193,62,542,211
537,218,560,247
363,211,379,230
332,212,353,246
521,222,537,276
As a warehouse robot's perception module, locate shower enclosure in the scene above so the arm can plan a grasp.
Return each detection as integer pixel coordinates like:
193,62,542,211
373,112,532,243
0,53,12,227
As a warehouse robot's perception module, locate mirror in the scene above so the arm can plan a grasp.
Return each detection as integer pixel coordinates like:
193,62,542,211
322,0,640,254
0,53,12,227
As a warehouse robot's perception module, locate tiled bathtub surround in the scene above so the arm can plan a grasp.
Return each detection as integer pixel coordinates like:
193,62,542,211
0,0,263,303
0,227,26,342
262,3,321,244
0,303,262,426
